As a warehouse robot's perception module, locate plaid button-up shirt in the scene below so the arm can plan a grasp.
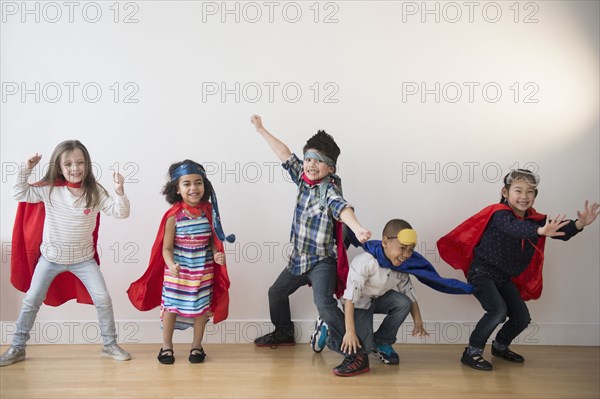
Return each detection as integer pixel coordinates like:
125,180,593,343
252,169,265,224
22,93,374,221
282,154,350,276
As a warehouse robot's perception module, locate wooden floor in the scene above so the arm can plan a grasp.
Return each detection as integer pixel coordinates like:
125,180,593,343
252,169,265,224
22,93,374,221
0,344,598,399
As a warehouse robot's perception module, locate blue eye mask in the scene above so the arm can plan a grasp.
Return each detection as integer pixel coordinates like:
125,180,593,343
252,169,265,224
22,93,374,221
303,151,335,168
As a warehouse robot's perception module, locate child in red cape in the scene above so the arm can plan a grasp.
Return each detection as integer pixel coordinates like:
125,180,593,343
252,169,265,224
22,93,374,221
437,169,599,371
1,140,131,367
250,115,372,377
127,160,234,365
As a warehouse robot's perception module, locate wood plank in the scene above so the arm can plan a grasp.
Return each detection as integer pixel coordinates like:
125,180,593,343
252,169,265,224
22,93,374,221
1,344,598,399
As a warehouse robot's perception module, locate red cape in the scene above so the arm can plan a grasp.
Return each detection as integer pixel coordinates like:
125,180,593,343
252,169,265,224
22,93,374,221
127,202,230,323
11,201,101,306
437,204,546,301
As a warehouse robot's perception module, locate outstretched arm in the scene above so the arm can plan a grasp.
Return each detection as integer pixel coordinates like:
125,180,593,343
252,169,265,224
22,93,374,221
537,214,570,237
575,200,600,230
250,114,292,163
340,207,371,243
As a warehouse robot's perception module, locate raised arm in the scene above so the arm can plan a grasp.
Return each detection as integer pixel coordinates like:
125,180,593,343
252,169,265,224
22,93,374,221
12,153,45,203
250,114,292,163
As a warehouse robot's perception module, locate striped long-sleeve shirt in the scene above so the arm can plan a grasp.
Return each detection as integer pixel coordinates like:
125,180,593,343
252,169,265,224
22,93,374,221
12,167,130,265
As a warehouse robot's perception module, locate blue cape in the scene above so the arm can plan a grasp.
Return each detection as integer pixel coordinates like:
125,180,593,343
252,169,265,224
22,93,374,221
362,240,473,295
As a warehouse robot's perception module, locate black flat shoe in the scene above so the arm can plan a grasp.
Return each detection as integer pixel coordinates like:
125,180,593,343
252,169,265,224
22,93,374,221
157,348,175,365
189,348,206,363
492,345,525,363
461,348,492,371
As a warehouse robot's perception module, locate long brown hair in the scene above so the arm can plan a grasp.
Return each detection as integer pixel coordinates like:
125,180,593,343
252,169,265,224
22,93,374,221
39,140,107,209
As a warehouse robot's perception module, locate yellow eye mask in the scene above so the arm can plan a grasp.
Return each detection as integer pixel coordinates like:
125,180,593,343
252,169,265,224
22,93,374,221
397,229,417,245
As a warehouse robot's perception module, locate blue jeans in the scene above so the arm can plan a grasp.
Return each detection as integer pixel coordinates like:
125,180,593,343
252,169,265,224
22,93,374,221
468,268,531,349
12,257,117,348
352,290,412,353
268,258,345,351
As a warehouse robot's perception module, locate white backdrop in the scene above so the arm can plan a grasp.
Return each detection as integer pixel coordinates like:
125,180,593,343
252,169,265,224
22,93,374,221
1,1,598,346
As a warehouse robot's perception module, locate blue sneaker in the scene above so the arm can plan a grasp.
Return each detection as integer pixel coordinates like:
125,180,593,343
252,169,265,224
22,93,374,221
309,317,328,353
372,343,399,365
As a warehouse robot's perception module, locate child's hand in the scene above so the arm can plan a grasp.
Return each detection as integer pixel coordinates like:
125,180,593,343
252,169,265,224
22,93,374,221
214,252,226,265
537,215,569,237
250,114,264,131
576,200,600,228
355,227,372,244
113,172,125,195
168,263,180,277
412,322,429,338
341,331,362,355
26,153,42,170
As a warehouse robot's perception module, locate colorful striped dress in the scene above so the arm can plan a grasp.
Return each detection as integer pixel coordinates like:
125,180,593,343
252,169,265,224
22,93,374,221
161,210,214,329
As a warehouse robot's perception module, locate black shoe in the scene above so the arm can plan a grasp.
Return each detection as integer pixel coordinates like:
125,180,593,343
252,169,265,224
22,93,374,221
333,352,370,377
189,348,206,363
492,345,525,363
460,348,492,371
157,348,175,365
254,329,295,348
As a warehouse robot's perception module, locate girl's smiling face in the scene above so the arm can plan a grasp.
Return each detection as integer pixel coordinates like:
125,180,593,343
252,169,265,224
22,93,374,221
502,180,537,217
177,174,205,206
59,148,86,184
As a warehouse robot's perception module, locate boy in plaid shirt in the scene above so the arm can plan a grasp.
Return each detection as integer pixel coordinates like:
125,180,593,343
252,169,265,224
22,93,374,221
250,115,371,363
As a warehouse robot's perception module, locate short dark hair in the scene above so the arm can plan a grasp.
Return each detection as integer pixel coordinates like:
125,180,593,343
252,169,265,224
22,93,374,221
162,160,213,204
303,130,341,167
382,219,412,238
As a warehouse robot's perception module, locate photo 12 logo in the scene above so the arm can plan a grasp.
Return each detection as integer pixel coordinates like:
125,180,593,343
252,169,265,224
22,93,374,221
1,82,140,104
401,82,540,104
1,1,140,24
400,1,540,24
200,1,340,24
201,81,339,104
400,161,540,184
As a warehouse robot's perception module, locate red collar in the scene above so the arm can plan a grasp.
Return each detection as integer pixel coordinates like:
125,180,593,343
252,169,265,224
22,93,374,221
54,179,82,188
182,202,204,217
301,174,323,186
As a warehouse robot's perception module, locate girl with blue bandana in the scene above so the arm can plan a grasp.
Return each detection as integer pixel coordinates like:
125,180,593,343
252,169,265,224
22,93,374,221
128,160,234,365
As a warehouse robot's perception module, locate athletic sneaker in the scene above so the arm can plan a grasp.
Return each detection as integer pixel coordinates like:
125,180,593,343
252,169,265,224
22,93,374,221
371,343,400,365
101,343,132,361
309,317,328,353
333,352,370,377
254,329,295,348
0,346,26,367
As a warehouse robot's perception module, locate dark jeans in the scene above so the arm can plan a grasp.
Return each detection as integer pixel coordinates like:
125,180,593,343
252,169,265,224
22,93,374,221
468,268,531,349
268,258,345,351
353,290,412,353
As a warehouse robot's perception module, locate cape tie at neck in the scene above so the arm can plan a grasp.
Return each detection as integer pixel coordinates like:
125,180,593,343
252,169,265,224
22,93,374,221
54,179,82,188
301,174,323,186
182,202,203,217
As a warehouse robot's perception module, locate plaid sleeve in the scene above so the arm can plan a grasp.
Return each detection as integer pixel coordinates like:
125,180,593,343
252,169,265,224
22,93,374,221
282,153,303,186
326,183,351,220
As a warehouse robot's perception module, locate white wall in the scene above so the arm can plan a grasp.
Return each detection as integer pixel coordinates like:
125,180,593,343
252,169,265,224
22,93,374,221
1,1,598,346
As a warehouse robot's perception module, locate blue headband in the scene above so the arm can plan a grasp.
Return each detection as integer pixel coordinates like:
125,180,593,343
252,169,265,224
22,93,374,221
170,163,205,181
303,151,336,168
171,162,235,243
